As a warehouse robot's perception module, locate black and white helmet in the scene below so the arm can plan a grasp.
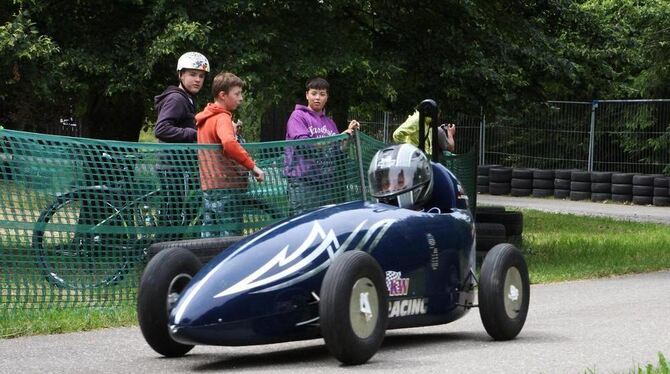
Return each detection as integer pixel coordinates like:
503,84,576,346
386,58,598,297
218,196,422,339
368,144,433,209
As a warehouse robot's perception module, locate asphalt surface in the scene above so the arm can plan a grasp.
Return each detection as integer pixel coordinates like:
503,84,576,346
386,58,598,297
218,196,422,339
1,270,669,373
477,194,670,225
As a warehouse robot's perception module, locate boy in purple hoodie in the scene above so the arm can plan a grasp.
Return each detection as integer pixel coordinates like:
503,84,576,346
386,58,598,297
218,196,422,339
153,52,209,235
284,77,360,215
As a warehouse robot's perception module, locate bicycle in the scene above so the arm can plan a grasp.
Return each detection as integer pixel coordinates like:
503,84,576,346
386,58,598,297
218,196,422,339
32,151,283,289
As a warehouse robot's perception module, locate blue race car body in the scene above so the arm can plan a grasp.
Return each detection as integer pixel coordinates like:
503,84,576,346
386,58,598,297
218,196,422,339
167,163,476,346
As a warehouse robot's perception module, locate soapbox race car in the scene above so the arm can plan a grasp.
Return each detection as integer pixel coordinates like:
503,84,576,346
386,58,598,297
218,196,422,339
136,141,530,366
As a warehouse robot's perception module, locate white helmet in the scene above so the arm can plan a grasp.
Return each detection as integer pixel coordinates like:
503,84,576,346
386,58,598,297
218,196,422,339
368,144,433,209
176,52,210,73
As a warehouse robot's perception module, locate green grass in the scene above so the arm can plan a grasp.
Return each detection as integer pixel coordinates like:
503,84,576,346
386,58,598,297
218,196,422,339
521,209,670,283
1,209,669,338
584,353,669,374
0,305,136,338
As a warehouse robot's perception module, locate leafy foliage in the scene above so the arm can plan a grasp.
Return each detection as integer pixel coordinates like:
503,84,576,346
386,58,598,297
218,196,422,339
0,0,668,140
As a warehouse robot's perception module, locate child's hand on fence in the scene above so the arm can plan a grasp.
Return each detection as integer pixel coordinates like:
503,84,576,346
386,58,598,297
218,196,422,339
344,120,360,135
252,166,265,182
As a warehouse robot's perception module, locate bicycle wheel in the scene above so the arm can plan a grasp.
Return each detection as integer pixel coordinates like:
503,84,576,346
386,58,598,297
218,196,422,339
32,192,139,289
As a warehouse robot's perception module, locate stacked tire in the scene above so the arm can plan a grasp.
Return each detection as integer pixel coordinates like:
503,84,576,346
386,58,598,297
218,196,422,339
488,167,512,196
570,171,591,201
611,173,635,203
510,169,533,197
532,169,554,198
553,169,573,199
653,176,670,207
632,175,655,205
477,165,498,195
590,171,612,202
475,207,524,257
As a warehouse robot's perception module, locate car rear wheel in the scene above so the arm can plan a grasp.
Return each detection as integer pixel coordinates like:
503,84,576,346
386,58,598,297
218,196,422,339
478,243,530,340
319,250,388,365
137,247,201,357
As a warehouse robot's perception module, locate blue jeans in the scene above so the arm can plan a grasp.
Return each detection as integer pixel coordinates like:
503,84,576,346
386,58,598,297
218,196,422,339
201,189,245,237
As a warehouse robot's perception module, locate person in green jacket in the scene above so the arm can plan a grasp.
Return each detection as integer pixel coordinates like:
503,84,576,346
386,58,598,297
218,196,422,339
392,110,456,156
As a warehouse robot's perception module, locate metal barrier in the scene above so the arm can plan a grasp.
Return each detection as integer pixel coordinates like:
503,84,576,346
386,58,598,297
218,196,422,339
357,99,670,174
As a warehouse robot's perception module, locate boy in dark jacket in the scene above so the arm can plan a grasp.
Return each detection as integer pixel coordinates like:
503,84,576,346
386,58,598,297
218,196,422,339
154,52,209,236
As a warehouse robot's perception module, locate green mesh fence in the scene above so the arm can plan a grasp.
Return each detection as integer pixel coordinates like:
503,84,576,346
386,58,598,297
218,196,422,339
0,129,475,310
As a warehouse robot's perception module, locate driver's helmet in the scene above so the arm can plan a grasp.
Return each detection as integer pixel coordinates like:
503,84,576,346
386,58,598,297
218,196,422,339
176,52,210,73
368,143,433,209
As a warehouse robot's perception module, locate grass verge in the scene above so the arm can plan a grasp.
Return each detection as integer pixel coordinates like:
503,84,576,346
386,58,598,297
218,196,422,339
1,209,669,337
521,209,670,283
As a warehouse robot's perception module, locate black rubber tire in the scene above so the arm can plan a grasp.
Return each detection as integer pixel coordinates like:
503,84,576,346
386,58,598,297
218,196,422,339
633,195,653,205
555,169,577,180
554,179,570,190
533,169,554,180
590,172,612,183
571,171,591,182
570,181,591,192
476,206,507,214
591,193,611,202
532,179,554,189
611,193,632,203
137,247,201,357
320,251,388,365
510,188,532,197
590,183,611,193
476,223,507,252
611,184,633,194
476,211,523,236
554,189,570,199
489,182,511,195
531,188,554,198
477,175,490,186
570,191,591,201
632,185,653,197
478,243,530,341
477,185,490,194
633,175,654,186
653,196,670,207
148,236,243,264
653,187,668,197
489,168,513,183
511,178,533,189
653,177,668,188
478,164,502,176
611,173,636,184
512,168,534,179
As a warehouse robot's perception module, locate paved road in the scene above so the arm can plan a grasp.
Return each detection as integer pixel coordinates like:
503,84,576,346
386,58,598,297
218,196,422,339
2,271,668,373
477,194,670,225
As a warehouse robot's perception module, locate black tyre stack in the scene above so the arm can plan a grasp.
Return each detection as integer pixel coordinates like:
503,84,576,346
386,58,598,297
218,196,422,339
652,176,670,207
632,174,655,205
611,173,635,203
553,169,573,199
532,169,554,198
489,167,512,195
477,165,498,194
510,168,533,197
590,171,612,202
475,207,524,256
570,171,591,201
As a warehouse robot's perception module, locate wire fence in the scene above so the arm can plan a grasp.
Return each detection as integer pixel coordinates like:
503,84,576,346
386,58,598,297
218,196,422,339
357,99,670,174
0,128,476,310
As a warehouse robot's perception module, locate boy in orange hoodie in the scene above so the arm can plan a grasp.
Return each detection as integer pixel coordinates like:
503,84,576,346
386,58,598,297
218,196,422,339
196,72,264,236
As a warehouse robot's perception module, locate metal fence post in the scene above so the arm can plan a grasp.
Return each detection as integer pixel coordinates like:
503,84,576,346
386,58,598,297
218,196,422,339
354,130,367,201
383,111,390,143
588,100,599,172
479,106,486,165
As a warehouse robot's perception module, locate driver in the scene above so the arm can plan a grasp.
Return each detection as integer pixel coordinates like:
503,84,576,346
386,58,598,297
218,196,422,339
368,143,433,210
